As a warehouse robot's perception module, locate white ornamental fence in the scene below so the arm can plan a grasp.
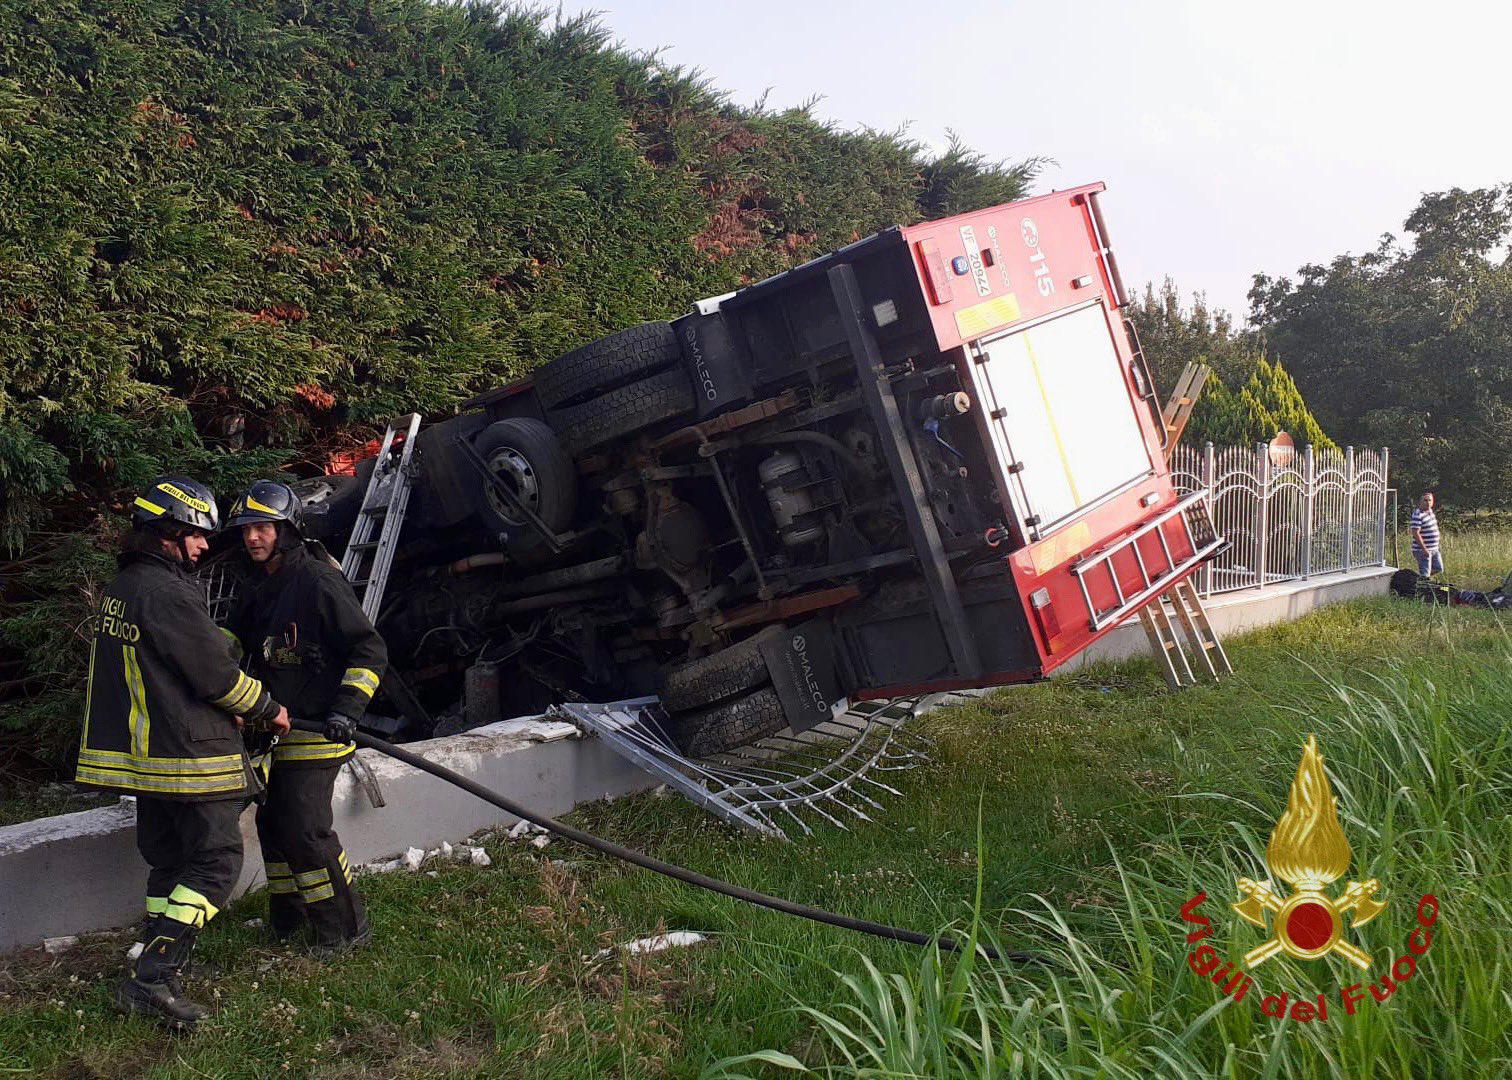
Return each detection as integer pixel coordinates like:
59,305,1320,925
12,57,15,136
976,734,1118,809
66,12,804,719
1170,443,1391,597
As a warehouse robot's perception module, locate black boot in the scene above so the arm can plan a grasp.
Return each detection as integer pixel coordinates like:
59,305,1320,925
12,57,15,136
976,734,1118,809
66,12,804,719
113,918,208,1030
128,916,212,982
126,914,161,973
267,892,309,945
307,887,372,960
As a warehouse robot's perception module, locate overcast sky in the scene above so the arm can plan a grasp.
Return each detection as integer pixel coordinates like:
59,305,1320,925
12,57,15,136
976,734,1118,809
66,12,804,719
561,0,1510,322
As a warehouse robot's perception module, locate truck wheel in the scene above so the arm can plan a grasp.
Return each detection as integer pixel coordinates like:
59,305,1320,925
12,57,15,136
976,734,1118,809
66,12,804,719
547,368,695,457
534,322,682,411
473,418,577,563
660,625,786,712
670,687,787,759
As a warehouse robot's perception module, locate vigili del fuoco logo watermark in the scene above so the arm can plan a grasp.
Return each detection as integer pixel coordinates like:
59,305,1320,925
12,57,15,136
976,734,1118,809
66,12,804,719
1178,735,1440,1022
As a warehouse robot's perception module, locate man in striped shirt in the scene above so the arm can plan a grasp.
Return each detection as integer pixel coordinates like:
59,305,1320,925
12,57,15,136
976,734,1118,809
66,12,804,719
1410,493,1443,577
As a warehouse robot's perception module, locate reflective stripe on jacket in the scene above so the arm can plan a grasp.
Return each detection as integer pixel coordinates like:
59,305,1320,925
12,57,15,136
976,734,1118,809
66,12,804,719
229,543,388,768
76,552,278,800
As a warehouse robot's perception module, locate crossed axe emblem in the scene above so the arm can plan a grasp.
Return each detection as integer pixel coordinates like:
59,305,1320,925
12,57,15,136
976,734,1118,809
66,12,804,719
1234,877,1386,970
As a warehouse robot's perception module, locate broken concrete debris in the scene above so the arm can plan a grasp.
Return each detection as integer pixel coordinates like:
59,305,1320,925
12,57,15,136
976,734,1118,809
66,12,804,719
507,818,547,840
42,935,77,956
593,931,706,960
358,840,494,875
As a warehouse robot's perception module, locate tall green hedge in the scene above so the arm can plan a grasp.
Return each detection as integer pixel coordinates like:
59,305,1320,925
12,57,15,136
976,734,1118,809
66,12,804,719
0,0,1039,779
1185,358,1337,450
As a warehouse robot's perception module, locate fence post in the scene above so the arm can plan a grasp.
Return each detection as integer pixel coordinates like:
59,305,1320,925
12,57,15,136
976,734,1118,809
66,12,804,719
1301,444,1314,580
1202,441,1215,597
1344,445,1355,571
1378,447,1390,566
1255,442,1269,589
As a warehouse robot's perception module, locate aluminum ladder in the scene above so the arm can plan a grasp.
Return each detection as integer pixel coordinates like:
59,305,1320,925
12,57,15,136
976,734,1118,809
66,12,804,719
1137,578,1232,690
1068,490,1225,633
341,413,421,621
1065,491,1230,690
336,413,422,807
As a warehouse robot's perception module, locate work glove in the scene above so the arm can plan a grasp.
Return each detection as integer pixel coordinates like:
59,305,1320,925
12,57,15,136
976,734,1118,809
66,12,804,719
323,712,358,744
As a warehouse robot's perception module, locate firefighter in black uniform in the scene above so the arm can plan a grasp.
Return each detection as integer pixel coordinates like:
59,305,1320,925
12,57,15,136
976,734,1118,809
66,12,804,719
77,476,290,1029
225,480,387,955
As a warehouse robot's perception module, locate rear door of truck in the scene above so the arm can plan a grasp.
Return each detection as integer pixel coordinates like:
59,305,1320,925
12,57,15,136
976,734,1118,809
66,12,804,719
902,183,1219,672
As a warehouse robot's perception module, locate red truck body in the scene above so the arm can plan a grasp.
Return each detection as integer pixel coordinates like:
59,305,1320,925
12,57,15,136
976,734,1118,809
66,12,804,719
874,183,1206,691
292,182,1221,750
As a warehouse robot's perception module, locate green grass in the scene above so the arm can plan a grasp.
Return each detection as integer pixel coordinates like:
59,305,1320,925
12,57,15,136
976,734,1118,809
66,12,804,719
1389,522,1509,589
1,592,1508,1077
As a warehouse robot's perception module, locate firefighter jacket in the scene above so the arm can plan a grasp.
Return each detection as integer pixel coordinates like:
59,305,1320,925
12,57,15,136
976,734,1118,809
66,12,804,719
228,542,388,768
76,551,280,801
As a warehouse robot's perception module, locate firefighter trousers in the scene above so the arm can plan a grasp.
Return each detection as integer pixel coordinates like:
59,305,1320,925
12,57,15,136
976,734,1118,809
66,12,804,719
135,796,246,929
255,763,367,945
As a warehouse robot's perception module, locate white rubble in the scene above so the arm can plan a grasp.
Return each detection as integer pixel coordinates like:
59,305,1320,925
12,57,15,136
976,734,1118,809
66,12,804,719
464,717,580,742
530,834,551,850
469,847,492,867
595,932,706,960
42,935,77,956
401,846,426,871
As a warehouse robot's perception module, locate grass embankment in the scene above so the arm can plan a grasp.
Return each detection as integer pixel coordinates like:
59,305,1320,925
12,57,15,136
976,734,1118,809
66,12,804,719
1390,523,1509,589
1,574,1508,1075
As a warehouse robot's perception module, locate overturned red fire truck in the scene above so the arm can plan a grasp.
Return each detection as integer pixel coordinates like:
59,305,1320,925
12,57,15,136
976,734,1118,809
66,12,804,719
281,182,1224,757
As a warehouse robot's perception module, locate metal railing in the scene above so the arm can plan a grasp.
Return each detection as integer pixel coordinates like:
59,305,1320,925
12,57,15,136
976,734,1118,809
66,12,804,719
1170,443,1390,596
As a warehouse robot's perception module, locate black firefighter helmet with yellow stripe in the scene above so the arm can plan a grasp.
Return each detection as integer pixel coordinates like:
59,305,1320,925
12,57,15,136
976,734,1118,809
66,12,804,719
131,476,220,535
226,479,305,533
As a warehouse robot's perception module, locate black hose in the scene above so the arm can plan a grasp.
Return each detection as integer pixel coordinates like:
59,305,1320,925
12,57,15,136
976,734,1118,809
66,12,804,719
303,720,1039,964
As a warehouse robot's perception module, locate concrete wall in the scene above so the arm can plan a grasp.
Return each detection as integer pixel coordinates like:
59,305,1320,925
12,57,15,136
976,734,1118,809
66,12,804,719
0,566,1392,954
0,719,659,953
1066,567,1396,670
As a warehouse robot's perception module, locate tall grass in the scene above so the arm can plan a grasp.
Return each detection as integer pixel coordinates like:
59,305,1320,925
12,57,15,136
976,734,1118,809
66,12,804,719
1389,524,1511,589
711,640,1512,1078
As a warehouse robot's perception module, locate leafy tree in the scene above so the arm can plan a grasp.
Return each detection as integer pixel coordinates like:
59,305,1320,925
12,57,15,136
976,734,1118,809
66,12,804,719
1126,277,1261,392
1126,279,1333,450
1250,184,1512,509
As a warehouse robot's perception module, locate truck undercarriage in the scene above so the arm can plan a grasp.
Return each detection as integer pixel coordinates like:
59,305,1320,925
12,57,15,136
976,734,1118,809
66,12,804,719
236,183,1222,757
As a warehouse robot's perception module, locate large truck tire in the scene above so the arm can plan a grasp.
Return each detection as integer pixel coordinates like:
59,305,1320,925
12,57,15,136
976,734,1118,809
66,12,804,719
670,687,787,759
660,625,786,712
534,322,682,411
547,368,695,457
472,418,578,564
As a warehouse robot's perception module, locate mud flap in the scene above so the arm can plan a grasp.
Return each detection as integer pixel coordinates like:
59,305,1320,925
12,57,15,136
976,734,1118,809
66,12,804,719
759,620,845,734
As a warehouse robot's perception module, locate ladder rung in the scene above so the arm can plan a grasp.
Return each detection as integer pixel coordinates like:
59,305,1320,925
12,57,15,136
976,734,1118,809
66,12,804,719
350,578,370,589
348,541,379,552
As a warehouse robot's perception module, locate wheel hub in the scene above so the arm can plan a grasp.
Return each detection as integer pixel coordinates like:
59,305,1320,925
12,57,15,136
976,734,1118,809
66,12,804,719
485,446,539,527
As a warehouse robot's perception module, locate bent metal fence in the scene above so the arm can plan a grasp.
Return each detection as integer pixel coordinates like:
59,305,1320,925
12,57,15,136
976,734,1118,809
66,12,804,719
1170,443,1390,596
